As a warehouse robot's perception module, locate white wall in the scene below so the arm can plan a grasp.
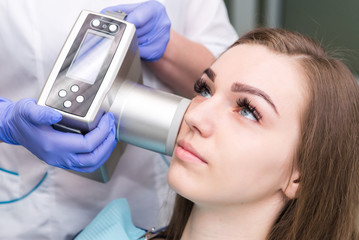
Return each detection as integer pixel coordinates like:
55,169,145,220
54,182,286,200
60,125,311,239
263,0,282,28
227,0,282,34
227,0,258,35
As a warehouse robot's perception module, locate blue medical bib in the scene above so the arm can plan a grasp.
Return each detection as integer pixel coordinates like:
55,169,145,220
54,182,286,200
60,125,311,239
75,198,146,240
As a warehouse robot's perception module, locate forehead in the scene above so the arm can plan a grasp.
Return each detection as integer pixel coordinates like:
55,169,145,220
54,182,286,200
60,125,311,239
212,44,303,85
211,44,308,117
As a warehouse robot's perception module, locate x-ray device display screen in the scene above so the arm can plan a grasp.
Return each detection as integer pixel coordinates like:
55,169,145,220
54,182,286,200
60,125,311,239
67,31,113,85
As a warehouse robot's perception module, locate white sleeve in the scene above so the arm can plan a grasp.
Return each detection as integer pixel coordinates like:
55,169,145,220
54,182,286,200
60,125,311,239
181,0,239,57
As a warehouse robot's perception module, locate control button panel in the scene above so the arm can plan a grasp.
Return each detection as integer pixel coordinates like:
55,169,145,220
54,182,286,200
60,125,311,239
56,85,86,110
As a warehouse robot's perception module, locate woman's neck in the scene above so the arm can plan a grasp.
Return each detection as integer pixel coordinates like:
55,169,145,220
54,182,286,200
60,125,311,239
180,194,286,240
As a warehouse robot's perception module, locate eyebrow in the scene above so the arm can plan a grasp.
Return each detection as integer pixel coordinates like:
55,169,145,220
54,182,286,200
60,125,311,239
203,68,279,115
231,82,279,115
204,68,216,82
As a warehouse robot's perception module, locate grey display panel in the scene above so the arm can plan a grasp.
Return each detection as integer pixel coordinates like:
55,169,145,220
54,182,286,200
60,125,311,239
67,30,114,85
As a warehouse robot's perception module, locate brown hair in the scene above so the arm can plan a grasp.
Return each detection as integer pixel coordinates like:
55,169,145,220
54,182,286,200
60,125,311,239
164,28,359,240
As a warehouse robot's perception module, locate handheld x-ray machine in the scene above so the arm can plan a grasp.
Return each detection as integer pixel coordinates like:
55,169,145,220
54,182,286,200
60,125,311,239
37,10,190,182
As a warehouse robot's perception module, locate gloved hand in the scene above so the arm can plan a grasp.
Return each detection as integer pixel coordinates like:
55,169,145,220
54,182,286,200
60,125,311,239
0,98,117,172
101,0,171,62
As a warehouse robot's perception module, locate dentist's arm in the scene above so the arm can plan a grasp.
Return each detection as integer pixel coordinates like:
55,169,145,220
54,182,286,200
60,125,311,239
0,98,117,172
102,1,215,98
146,30,215,98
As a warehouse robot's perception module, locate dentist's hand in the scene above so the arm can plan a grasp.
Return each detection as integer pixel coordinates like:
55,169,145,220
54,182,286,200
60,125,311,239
0,98,117,172
102,0,171,62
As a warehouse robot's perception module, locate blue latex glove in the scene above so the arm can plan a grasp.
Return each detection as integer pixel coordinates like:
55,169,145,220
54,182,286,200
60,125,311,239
101,0,171,62
0,98,117,172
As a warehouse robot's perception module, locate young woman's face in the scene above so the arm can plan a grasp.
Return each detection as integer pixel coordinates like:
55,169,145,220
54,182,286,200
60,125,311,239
168,44,307,207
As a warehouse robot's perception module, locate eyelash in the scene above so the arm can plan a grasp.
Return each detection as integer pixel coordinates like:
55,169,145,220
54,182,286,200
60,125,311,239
236,98,262,121
194,78,211,96
193,79,262,122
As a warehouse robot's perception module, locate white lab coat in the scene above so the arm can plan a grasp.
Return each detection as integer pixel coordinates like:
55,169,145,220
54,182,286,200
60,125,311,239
0,0,238,239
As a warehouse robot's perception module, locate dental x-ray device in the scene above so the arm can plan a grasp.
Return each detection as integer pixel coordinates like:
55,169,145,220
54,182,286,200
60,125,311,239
37,10,190,182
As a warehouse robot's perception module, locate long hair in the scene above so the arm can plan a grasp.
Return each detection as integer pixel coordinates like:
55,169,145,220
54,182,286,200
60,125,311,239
164,28,359,240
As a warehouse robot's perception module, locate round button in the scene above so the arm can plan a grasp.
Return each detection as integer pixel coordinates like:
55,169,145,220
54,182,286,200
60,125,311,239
76,95,85,103
63,100,72,108
58,89,67,98
92,19,101,27
71,84,79,93
109,24,118,32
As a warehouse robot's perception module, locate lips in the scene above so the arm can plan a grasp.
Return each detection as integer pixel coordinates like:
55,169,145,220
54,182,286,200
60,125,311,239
175,140,208,164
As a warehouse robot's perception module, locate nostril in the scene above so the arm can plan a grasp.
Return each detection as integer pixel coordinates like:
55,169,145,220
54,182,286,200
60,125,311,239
192,125,201,134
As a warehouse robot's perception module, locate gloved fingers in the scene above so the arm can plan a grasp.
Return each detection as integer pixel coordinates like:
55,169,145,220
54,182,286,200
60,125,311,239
14,124,76,165
101,2,164,37
138,28,170,62
100,3,150,38
100,1,170,62
125,4,157,35
127,2,171,40
53,154,79,170
24,100,62,125
14,98,62,125
20,112,115,162
45,112,115,153
138,24,170,47
138,45,164,63
101,3,155,37
1,98,62,145
77,112,116,153
72,125,117,172
35,123,115,172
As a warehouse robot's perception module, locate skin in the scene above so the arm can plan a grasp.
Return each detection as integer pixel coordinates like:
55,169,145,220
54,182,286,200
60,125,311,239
147,30,216,98
168,44,307,240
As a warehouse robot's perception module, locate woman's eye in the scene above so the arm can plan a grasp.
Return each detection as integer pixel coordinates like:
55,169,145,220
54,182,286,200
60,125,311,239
240,108,257,121
200,89,211,98
237,98,261,122
194,79,212,99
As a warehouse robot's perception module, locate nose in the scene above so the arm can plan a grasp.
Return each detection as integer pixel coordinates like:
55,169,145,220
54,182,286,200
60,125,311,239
184,97,216,137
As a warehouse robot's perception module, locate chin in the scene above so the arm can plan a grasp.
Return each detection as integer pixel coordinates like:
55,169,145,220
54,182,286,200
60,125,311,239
167,163,186,196
167,163,197,203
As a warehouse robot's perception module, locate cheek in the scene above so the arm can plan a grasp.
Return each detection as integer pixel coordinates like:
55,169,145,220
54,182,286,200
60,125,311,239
211,130,295,200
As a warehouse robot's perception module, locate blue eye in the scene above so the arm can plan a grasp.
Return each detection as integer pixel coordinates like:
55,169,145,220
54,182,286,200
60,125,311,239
200,89,211,98
237,98,261,122
194,79,211,98
240,108,257,121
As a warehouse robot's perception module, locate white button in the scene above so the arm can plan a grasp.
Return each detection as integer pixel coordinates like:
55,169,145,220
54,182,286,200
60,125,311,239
92,19,101,27
71,84,79,93
58,89,67,98
109,24,118,32
63,100,72,108
76,95,85,103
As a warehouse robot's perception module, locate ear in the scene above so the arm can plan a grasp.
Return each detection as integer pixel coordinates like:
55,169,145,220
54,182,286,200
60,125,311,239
282,170,300,199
